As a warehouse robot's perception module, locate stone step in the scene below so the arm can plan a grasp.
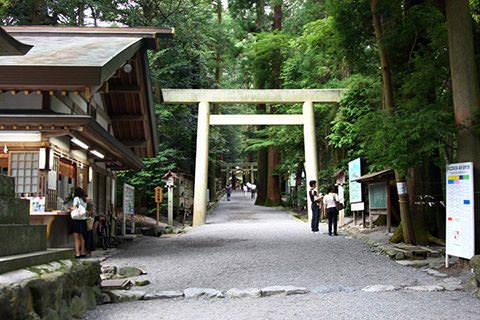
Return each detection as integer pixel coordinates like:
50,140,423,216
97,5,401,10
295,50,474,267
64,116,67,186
0,196,30,224
0,224,46,257
0,174,14,197
0,248,74,274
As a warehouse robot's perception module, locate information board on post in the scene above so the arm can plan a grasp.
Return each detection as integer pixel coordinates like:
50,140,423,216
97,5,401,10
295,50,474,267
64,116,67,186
348,158,362,209
446,162,475,263
123,183,135,236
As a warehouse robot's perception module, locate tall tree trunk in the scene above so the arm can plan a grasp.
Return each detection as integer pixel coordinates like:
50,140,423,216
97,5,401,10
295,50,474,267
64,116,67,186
371,0,416,244
254,0,268,204
77,1,86,26
32,0,43,24
445,0,480,253
208,0,223,203
265,2,282,206
256,0,265,31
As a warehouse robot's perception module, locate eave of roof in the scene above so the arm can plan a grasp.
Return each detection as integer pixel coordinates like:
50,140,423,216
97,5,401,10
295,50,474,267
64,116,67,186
0,27,33,56
353,169,394,183
0,114,144,170
0,26,174,88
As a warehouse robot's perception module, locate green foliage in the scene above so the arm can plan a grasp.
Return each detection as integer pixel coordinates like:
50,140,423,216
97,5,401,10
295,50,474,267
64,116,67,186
117,147,176,215
282,17,349,88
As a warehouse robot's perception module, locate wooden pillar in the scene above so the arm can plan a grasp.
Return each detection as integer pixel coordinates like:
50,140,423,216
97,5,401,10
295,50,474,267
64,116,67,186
193,101,210,226
303,100,318,223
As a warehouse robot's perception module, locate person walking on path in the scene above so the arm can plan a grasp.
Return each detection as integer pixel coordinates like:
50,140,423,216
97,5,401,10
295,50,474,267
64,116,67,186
250,183,256,199
323,186,339,236
70,187,88,258
309,180,323,233
226,184,232,201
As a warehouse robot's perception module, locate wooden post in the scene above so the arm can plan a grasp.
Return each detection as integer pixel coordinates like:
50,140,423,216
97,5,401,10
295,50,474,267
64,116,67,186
386,181,391,233
154,186,162,227
168,186,173,226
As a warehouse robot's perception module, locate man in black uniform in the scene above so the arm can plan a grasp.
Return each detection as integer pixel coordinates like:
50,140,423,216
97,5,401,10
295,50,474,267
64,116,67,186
309,180,323,233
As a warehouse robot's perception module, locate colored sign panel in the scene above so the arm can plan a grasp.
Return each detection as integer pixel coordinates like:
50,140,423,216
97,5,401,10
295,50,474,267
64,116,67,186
446,162,475,259
22,196,46,213
348,158,362,204
123,183,135,215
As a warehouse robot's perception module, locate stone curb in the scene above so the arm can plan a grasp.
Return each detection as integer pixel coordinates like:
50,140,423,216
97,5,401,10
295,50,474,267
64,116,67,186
106,283,464,303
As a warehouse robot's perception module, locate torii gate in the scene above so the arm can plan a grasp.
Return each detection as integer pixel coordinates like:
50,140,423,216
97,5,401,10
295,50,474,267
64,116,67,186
162,89,345,226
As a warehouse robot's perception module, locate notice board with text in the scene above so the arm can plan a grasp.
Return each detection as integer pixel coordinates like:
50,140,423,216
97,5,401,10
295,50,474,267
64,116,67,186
446,162,475,259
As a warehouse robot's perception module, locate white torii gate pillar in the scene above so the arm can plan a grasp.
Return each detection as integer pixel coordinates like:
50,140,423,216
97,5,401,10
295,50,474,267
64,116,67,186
193,100,210,226
303,100,319,222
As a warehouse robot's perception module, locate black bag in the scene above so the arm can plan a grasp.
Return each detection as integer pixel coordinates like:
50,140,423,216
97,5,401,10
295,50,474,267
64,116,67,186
336,201,344,211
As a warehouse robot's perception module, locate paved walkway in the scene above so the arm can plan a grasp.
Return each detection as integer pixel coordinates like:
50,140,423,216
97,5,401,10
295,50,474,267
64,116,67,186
86,190,480,320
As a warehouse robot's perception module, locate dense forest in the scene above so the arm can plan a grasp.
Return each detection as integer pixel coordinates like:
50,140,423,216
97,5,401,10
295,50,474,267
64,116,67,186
3,0,479,247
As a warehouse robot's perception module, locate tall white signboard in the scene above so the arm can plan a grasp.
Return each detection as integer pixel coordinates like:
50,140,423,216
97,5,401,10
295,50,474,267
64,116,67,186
348,157,362,207
446,162,475,265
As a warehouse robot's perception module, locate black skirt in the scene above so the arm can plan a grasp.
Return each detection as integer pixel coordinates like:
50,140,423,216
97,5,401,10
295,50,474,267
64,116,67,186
72,219,87,236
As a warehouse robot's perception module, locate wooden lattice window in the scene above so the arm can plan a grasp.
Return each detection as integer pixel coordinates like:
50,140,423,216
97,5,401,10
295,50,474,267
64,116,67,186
9,151,39,196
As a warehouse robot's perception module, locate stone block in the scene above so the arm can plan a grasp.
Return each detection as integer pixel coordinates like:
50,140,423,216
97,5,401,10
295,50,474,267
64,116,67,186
0,196,30,224
28,272,65,317
0,225,46,257
184,288,224,299
108,290,146,303
70,295,87,319
0,175,14,197
0,249,74,274
261,286,287,297
81,287,97,310
143,290,184,300
118,266,144,277
225,288,261,298
404,285,444,292
361,285,399,292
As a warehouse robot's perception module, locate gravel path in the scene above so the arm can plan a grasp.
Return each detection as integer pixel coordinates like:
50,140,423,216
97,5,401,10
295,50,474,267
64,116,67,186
85,190,480,319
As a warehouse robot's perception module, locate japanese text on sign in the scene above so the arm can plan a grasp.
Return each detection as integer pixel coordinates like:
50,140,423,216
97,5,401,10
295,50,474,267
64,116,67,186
446,162,475,259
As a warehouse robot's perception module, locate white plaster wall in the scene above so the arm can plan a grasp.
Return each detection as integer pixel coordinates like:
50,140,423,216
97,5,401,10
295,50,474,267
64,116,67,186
0,92,42,109
49,136,70,152
71,150,87,162
51,96,71,114
69,93,88,113
96,114,109,131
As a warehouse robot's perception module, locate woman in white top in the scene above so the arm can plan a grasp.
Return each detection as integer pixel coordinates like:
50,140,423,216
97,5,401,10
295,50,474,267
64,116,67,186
69,187,88,258
323,186,339,236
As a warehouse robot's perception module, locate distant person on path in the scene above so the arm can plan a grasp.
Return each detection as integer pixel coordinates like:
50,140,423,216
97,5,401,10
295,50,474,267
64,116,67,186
309,180,323,233
243,184,248,197
226,184,232,201
323,186,339,236
250,183,256,199
70,187,88,258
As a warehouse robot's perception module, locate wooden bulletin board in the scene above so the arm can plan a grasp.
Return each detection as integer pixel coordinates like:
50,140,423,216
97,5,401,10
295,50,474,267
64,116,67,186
369,182,387,209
